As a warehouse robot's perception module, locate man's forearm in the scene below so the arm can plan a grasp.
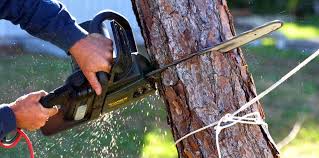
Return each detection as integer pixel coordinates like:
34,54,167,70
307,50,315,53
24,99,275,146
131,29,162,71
0,104,16,140
0,0,88,51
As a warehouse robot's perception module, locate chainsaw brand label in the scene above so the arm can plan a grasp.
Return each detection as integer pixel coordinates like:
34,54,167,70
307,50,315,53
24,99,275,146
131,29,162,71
108,97,128,107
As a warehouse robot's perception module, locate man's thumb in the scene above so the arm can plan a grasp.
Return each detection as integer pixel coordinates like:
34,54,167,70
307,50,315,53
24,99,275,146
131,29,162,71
86,72,102,95
48,106,59,117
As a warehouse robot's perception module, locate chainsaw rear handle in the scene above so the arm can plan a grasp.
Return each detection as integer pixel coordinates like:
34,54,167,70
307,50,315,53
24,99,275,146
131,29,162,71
40,11,132,109
90,10,137,79
89,10,137,53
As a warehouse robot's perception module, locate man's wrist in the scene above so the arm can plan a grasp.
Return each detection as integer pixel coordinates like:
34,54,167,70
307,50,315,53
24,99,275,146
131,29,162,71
56,23,89,52
69,33,88,56
0,104,17,135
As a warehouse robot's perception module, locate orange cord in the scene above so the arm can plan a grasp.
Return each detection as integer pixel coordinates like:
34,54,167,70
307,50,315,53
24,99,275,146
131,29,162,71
0,129,34,158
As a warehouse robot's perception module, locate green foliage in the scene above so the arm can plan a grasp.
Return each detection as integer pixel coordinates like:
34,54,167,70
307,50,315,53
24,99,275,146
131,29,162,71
228,0,315,15
287,0,300,13
261,38,276,46
280,21,319,40
280,16,319,40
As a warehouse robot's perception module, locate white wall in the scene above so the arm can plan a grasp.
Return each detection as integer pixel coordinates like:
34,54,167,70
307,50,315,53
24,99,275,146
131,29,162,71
0,0,143,56
59,0,143,43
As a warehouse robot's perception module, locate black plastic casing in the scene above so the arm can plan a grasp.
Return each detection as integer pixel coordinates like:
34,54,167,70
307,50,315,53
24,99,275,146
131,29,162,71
40,10,156,136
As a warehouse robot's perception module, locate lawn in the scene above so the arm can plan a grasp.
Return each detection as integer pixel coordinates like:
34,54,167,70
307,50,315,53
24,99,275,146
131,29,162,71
244,45,319,157
279,16,319,40
1,44,319,157
0,53,173,158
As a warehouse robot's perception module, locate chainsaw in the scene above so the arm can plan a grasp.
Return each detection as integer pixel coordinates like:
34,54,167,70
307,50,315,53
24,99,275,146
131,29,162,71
39,10,283,136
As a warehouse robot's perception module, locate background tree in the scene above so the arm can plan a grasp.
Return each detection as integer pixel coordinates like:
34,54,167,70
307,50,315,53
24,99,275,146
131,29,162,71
228,0,316,17
131,0,280,157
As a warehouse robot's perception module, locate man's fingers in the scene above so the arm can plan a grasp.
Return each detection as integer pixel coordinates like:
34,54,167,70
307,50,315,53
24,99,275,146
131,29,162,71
40,104,59,118
101,60,112,73
84,60,111,96
91,34,113,45
90,33,103,39
85,72,102,95
90,33,113,61
47,106,59,117
105,50,113,62
29,90,47,101
69,33,113,96
27,128,37,132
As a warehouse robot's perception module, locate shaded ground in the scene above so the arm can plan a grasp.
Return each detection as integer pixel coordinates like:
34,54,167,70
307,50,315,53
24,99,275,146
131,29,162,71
244,45,319,157
0,54,175,158
0,44,319,157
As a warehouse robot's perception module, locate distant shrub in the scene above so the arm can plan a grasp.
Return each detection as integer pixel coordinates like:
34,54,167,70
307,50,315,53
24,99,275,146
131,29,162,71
228,0,316,17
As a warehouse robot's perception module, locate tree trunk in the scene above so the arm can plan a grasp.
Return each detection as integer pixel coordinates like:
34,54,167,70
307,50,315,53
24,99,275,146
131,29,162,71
131,0,279,157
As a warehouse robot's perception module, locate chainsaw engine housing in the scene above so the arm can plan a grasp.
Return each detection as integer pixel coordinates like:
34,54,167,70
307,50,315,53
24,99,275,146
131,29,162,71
40,10,157,136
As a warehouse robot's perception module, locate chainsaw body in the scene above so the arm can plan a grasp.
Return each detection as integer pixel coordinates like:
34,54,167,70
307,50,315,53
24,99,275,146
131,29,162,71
40,10,157,136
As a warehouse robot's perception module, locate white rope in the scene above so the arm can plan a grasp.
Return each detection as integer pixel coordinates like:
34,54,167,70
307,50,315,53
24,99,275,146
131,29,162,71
175,49,319,158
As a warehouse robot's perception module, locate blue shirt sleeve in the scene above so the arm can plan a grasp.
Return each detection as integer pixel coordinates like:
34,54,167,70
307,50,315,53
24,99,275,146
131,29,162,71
0,0,88,51
0,105,16,140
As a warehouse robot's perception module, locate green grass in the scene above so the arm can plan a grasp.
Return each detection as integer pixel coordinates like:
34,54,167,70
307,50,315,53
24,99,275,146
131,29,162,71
280,16,319,40
141,129,177,158
280,23,319,40
0,54,171,158
0,54,71,158
261,37,276,46
1,45,319,158
244,45,319,157
0,54,70,103
281,122,319,158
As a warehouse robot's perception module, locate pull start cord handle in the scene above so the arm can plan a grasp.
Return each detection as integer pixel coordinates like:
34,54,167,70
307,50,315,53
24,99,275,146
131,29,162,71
0,129,34,158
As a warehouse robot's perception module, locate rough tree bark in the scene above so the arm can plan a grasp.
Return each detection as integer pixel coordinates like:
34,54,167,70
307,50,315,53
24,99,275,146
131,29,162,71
131,0,279,157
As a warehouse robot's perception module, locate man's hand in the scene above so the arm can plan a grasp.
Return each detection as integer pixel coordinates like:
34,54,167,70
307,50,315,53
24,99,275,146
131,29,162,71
69,33,113,95
9,91,58,131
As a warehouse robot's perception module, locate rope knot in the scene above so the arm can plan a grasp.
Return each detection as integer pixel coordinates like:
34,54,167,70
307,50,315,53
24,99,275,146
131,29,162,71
222,113,232,122
174,49,319,158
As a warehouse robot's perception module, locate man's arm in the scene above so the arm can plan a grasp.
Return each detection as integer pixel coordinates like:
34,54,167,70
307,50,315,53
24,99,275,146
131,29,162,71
0,0,113,95
0,105,16,140
0,0,112,136
0,91,58,140
0,0,87,51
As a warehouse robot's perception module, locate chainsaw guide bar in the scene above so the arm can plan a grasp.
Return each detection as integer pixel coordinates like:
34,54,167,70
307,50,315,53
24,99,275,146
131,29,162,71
145,20,283,78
